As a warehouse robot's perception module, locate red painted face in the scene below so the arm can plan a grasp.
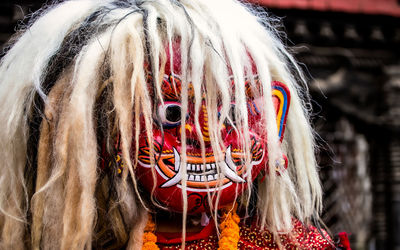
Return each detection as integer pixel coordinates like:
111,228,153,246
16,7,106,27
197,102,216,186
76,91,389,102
134,48,290,214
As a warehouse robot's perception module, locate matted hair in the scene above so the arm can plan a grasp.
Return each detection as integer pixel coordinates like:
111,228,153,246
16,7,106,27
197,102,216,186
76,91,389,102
0,0,322,249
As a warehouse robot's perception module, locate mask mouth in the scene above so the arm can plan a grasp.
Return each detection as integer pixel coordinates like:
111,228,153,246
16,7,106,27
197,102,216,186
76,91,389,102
138,144,264,191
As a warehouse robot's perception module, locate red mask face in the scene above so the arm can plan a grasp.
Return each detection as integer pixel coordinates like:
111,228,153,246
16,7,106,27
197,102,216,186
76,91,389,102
134,49,290,214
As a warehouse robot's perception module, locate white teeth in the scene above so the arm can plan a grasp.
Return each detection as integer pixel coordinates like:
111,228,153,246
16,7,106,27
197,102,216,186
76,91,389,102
222,146,245,183
186,164,206,172
173,147,181,172
225,146,237,171
161,147,182,188
161,172,182,187
162,145,246,188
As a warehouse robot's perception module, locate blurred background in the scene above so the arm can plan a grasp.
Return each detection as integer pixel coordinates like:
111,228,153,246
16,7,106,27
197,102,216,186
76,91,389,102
0,0,399,249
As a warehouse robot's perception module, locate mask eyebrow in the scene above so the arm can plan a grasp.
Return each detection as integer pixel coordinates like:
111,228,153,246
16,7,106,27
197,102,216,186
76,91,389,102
228,75,262,101
245,77,262,100
161,74,181,101
160,74,196,101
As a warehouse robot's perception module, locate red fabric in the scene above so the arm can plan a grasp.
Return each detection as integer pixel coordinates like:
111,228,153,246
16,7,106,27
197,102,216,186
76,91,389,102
156,220,216,244
156,219,336,249
337,232,351,250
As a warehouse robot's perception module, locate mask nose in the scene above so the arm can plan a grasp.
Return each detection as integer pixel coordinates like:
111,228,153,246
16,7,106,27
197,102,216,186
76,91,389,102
200,104,210,142
184,123,198,146
183,104,211,146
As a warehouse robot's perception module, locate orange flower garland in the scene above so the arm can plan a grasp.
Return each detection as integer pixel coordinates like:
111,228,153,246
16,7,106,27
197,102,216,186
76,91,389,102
142,214,159,250
218,204,240,250
142,205,241,250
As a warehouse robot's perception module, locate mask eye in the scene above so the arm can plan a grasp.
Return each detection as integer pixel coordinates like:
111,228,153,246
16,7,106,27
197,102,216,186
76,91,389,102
158,102,182,128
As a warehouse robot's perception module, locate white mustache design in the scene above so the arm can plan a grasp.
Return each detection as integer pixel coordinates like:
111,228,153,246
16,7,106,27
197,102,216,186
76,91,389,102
161,146,246,188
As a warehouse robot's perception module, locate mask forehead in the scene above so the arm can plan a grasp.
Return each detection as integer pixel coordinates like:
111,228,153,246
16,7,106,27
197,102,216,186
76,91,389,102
164,42,182,76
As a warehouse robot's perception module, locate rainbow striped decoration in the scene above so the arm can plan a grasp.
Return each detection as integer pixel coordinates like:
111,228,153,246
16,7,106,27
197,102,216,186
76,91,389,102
272,81,290,140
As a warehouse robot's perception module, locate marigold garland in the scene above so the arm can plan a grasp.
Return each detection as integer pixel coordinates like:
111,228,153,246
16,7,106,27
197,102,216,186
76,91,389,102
142,205,240,250
218,204,240,250
142,214,159,250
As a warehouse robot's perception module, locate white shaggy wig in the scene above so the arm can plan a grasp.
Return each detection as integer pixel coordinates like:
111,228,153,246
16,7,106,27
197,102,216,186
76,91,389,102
0,0,322,249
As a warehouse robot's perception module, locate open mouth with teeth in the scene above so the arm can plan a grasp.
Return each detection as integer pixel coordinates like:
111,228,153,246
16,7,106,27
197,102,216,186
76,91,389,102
138,145,263,191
